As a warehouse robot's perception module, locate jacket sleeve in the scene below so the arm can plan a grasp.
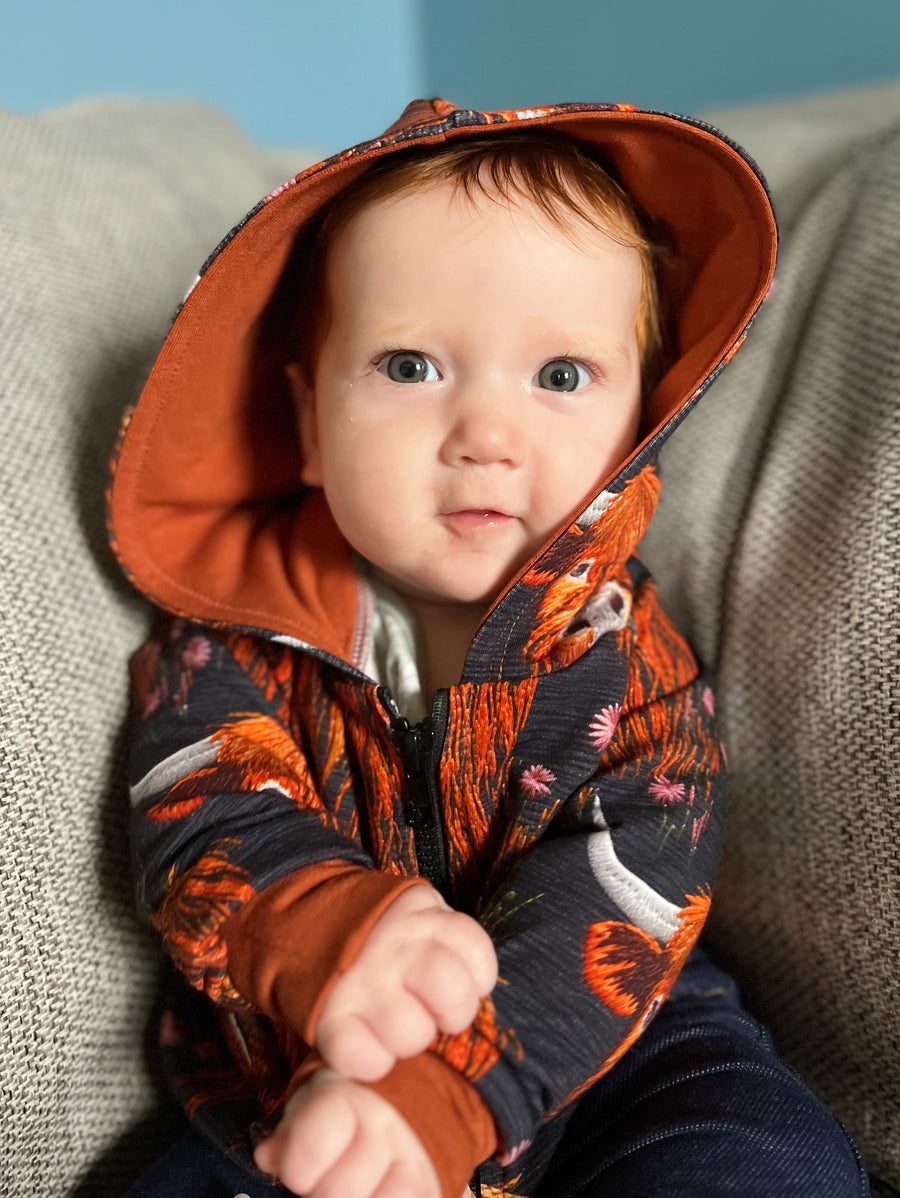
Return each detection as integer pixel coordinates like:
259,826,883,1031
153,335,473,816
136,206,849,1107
427,573,729,1165
130,617,492,1198
128,617,422,1022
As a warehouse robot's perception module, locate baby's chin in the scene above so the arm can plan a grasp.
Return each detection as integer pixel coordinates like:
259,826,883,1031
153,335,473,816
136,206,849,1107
370,564,510,612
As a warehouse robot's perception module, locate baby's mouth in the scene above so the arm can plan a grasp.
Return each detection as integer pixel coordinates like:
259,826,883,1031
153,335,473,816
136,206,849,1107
442,509,515,532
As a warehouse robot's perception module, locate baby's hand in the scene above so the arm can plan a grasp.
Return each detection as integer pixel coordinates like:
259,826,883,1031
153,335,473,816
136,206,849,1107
316,885,497,1081
254,1068,442,1198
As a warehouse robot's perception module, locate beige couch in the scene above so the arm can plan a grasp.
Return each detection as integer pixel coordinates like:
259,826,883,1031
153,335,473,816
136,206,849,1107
1,87,897,1195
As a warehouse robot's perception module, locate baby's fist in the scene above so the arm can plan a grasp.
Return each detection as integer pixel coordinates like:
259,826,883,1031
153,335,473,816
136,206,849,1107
316,885,497,1081
255,1068,441,1198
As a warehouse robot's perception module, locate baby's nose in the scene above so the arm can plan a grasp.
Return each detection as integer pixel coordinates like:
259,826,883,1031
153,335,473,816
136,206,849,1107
442,390,527,467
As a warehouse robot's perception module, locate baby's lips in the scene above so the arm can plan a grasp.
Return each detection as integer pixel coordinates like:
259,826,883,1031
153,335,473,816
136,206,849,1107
442,510,516,532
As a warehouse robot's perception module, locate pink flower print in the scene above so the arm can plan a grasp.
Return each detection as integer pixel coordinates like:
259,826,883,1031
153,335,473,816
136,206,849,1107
181,635,212,670
168,618,185,641
496,1139,532,1166
648,776,686,805
589,704,622,752
701,686,715,717
719,739,728,767
520,764,556,798
682,687,694,725
687,785,696,808
142,688,162,718
691,809,710,847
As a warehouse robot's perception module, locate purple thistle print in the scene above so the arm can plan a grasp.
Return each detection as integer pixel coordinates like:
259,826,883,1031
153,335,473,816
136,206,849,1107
181,635,212,670
691,809,711,847
520,764,556,798
589,704,622,752
647,776,686,805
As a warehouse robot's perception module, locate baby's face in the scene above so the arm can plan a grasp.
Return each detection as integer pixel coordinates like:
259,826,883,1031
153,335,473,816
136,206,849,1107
292,179,643,608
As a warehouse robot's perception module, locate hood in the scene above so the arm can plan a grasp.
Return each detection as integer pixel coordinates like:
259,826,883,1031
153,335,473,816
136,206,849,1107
108,98,777,668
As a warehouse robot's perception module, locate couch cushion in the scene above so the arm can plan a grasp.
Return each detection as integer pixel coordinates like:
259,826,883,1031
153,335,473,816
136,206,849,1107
641,84,900,1188
0,98,311,1196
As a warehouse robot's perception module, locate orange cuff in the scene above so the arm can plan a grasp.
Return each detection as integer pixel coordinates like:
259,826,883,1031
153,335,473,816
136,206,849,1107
222,860,427,1040
367,1053,497,1198
288,1050,497,1198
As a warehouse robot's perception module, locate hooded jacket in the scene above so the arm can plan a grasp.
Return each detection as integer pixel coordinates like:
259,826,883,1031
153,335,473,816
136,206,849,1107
109,98,777,1197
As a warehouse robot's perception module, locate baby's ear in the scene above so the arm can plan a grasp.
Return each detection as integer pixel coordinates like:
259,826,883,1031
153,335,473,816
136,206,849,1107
285,362,323,487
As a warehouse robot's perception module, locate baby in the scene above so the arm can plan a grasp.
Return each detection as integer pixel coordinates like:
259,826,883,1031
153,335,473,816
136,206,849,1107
113,100,868,1198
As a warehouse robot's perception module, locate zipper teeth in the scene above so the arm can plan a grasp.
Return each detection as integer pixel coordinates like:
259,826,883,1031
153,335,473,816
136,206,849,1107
385,689,452,897
428,689,451,869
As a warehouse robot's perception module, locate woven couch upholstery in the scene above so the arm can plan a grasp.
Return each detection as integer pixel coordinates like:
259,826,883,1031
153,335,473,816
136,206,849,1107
642,83,900,1194
0,100,308,1196
1,88,897,1195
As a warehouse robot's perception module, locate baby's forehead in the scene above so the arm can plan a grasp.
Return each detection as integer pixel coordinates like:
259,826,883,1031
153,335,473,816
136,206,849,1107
329,176,634,267
328,183,639,286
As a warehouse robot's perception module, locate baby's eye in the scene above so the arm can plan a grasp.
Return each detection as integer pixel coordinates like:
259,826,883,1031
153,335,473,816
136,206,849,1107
378,351,441,384
535,359,591,393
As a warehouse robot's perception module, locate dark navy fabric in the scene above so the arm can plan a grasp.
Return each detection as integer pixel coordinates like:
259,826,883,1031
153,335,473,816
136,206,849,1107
125,1126,289,1198
126,949,868,1198
528,949,870,1197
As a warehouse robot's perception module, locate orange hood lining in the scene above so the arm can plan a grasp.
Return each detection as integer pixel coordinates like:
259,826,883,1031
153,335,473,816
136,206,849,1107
109,101,777,662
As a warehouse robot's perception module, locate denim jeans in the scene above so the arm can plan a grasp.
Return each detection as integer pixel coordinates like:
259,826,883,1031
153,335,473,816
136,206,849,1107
520,948,870,1197
126,949,869,1198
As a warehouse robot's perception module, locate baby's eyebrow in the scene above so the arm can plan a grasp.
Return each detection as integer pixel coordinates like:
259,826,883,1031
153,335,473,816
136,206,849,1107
356,326,633,364
561,336,632,364
358,326,432,350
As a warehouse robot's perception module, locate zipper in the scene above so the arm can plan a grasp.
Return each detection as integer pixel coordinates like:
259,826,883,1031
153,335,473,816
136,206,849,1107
384,688,452,900
384,689,484,1197
384,687,483,1196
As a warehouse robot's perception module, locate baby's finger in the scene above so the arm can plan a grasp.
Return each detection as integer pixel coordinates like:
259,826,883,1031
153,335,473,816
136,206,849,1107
256,1080,356,1193
308,1126,391,1198
369,1158,442,1198
359,992,438,1062
403,942,484,1034
428,909,498,996
317,1011,397,1082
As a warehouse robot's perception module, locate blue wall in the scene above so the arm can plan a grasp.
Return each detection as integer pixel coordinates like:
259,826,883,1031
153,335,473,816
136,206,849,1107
422,0,900,117
3,0,899,151
4,0,426,152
